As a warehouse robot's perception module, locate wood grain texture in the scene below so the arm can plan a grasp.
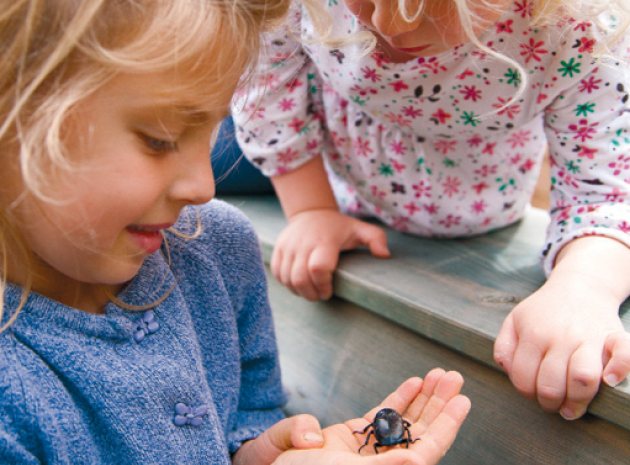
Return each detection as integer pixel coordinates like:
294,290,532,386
221,195,630,430
269,278,630,465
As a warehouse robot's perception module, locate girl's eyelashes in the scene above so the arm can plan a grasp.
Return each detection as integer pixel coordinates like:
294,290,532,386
138,132,179,153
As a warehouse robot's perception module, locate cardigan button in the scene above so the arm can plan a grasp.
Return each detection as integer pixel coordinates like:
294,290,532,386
133,310,160,342
173,402,208,427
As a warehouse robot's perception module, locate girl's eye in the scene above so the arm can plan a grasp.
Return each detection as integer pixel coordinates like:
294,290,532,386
140,134,178,153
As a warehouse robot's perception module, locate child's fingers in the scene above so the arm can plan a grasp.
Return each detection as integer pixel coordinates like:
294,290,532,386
507,340,544,399
352,223,390,258
290,250,321,301
411,371,464,430
308,245,339,300
408,394,471,465
535,349,569,412
356,377,424,426
493,313,517,373
560,341,603,420
602,331,630,387
404,368,447,421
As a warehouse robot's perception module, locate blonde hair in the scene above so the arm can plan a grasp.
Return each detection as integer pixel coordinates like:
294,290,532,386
0,0,289,329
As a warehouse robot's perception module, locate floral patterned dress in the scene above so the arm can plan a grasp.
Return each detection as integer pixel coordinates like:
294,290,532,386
231,0,630,274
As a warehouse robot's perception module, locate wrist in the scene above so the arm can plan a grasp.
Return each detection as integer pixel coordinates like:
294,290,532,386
286,206,340,222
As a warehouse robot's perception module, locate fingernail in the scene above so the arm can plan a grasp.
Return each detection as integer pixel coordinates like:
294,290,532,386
560,407,577,420
303,432,323,443
604,374,620,387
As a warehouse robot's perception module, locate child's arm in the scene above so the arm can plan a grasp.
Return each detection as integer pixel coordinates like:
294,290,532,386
272,369,471,465
495,236,630,419
270,156,390,300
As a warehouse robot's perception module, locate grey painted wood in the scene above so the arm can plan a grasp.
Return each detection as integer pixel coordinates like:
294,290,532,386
268,277,630,464
222,195,630,430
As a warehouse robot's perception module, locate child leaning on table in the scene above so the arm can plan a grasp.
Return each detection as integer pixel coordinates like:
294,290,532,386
0,1,470,464
231,0,630,420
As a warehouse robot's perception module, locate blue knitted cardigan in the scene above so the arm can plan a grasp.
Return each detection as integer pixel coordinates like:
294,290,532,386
0,201,286,464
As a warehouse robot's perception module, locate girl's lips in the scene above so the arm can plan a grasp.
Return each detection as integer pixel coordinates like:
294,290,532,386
396,44,432,53
126,224,171,254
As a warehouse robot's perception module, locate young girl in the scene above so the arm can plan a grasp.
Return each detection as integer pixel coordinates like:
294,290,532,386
231,0,630,421
0,0,471,463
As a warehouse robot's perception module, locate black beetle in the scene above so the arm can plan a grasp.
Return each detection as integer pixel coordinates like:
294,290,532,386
353,408,420,454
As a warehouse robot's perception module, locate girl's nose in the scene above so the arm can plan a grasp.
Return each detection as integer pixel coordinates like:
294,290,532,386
370,1,421,38
170,149,215,206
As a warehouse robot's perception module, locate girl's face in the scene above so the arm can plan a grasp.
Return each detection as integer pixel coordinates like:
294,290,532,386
3,72,224,312
344,0,509,61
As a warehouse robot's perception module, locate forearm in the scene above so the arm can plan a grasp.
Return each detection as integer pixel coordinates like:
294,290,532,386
271,156,338,219
549,236,630,306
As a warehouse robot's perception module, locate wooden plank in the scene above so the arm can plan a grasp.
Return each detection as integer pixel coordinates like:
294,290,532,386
269,277,630,465
221,195,630,429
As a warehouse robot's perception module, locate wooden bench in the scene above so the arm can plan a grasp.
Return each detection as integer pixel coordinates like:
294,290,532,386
222,195,630,464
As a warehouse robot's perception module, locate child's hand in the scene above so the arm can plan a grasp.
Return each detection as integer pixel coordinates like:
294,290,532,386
494,277,630,419
233,414,324,465
272,369,471,465
272,209,390,301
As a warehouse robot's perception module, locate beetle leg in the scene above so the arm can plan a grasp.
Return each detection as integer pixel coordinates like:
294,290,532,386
357,429,374,455
352,422,374,435
374,441,383,454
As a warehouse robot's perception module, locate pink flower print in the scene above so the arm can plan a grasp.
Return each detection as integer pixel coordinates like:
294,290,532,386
389,80,409,92
245,103,265,120
514,0,532,18
285,77,303,93
577,145,597,159
573,21,592,32
353,137,373,157
361,66,382,82
442,176,462,197
475,164,498,177
510,153,522,165
412,180,432,199
456,69,474,80
390,140,407,155
493,97,521,119
569,119,598,142
424,203,439,215
609,155,630,175
439,214,462,228
578,37,596,53
507,130,531,148
278,147,299,165
392,215,410,231
471,200,487,214
288,117,305,133
496,19,514,33
370,184,387,200
578,74,602,93
306,139,320,152
278,98,296,112
605,187,626,203
431,108,452,125
350,84,378,97
467,135,483,147
417,57,447,74
461,85,482,102
402,105,423,118
482,142,496,155
391,159,406,173
385,112,412,128
372,51,391,68
472,182,489,194
259,72,279,88
403,201,421,215
434,139,457,154
619,220,630,233
519,38,548,63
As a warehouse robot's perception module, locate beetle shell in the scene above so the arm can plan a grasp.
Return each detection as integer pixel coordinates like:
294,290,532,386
373,408,405,445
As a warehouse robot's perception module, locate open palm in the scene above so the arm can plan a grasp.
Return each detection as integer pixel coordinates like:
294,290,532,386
273,369,470,465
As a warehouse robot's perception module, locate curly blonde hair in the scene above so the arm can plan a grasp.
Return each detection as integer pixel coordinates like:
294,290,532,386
0,0,289,330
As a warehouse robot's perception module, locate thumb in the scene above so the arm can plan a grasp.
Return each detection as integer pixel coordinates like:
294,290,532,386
352,223,390,258
494,313,517,373
238,415,323,465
